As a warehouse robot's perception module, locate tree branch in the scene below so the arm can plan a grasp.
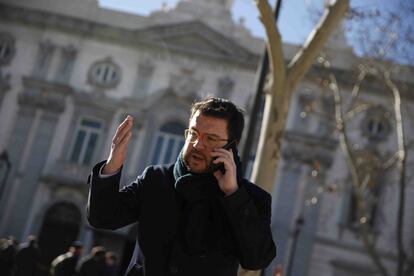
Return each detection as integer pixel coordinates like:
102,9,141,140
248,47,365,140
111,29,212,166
384,69,408,276
343,103,373,121
254,0,286,88
330,73,390,276
286,0,349,91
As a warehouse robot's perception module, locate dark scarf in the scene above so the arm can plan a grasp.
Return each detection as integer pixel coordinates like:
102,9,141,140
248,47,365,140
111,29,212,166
173,150,243,254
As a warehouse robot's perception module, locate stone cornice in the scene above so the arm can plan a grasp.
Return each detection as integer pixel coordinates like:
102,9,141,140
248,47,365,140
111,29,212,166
18,76,72,113
282,130,338,168
284,131,337,148
136,21,259,64
71,89,120,113
22,76,74,95
19,76,122,114
305,64,414,101
0,3,259,68
41,160,92,188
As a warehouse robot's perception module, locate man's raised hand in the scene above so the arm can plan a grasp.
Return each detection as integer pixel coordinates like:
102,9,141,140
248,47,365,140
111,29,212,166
102,115,134,174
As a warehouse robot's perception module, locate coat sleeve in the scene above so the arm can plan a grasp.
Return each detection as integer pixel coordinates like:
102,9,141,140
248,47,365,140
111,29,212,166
220,182,276,270
86,160,148,230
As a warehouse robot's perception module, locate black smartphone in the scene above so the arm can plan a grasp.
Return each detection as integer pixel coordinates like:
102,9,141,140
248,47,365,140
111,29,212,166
210,140,237,173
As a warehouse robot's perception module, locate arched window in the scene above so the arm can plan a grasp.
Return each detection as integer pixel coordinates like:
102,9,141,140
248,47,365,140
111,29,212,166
88,57,121,88
150,122,186,165
38,202,81,265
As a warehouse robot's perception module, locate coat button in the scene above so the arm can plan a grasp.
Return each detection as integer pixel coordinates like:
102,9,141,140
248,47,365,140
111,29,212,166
170,265,178,274
243,208,250,216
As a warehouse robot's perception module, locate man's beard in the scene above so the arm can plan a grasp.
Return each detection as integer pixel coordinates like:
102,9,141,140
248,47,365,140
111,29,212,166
183,149,211,173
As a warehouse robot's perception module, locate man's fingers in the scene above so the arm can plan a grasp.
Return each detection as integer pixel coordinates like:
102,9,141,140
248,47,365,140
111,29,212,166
118,131,132,148
211,149,233,161
114,124,132,145
112,116,133,145
213,148,233,157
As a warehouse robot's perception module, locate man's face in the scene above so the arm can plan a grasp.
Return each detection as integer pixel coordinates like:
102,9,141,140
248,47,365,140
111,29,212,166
182,111,229,173
70,247,83,256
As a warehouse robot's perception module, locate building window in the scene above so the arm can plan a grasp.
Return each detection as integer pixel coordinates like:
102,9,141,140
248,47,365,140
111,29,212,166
292,94,313,132
69,118,103,165
361,105,391,142
88,57,121,88
0,32,15,66
347,184,381,228
339,150,383,230
150,122,186,165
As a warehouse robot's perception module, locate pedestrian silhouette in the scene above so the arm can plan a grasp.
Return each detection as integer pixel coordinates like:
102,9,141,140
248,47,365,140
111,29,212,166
0,236,19,276
11,235,41,276
50,241,83,276
105,251,118,276
77,246,107,276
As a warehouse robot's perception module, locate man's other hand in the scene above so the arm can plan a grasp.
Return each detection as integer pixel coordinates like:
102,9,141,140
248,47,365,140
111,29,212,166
102,115,134,174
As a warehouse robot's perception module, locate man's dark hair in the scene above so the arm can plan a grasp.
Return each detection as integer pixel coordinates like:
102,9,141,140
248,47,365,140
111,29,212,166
190,97,245,143
91,246,106,257
71,241,83,248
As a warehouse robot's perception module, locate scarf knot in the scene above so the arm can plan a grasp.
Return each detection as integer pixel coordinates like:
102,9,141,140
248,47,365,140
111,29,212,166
172,150,244,254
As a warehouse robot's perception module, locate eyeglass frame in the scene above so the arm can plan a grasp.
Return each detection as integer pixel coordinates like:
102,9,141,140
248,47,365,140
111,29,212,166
184,128,230,148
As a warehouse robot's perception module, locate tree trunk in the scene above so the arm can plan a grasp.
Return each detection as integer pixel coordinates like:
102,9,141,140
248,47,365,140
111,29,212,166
238,1,349,276
251,0,349,191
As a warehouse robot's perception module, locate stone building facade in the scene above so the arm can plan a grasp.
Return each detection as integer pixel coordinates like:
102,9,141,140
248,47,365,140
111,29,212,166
0,0,413,275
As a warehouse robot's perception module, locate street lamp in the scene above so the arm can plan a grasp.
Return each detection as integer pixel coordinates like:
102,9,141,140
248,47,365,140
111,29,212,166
285,215,305,276
0,150,11,202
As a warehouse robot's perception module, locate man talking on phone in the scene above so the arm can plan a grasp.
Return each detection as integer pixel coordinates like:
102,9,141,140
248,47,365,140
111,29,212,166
87,97,276,276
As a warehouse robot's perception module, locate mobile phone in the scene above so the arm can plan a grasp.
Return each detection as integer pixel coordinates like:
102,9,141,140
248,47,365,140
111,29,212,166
210,140,237,173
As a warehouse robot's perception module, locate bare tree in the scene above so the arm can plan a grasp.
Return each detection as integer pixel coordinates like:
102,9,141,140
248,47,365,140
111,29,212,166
309,2,414,274
239,0,349,275
250,0,349,192
245,0,414,275
321,59,413,276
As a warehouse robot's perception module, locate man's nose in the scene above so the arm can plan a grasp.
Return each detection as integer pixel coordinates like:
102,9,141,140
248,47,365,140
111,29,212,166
193,137,206,149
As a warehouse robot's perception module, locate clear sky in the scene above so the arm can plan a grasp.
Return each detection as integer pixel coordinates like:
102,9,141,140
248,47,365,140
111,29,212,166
97,0,319,45
97,0,413,64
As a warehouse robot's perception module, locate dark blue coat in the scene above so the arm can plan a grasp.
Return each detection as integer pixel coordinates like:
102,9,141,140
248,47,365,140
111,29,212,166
87,161,276,276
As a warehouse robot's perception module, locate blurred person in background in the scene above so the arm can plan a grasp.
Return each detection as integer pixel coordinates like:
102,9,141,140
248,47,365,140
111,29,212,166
0,236,19,276
77,246,107,276
50,241,83,276
11,235,41,276
105,251,118,276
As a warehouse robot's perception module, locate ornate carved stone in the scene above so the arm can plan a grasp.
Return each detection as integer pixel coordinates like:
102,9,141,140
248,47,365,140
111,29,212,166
55,44,78,83
282,131,337,169
217,75,234,97
32,40,56,79
0,32,16,66
169,69,204,97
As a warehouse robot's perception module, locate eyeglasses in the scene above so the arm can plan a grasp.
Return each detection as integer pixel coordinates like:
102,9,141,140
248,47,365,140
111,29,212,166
184,129,228,148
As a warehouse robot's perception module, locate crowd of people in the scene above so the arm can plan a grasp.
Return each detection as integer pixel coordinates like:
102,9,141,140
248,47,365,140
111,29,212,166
0,235,119,276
